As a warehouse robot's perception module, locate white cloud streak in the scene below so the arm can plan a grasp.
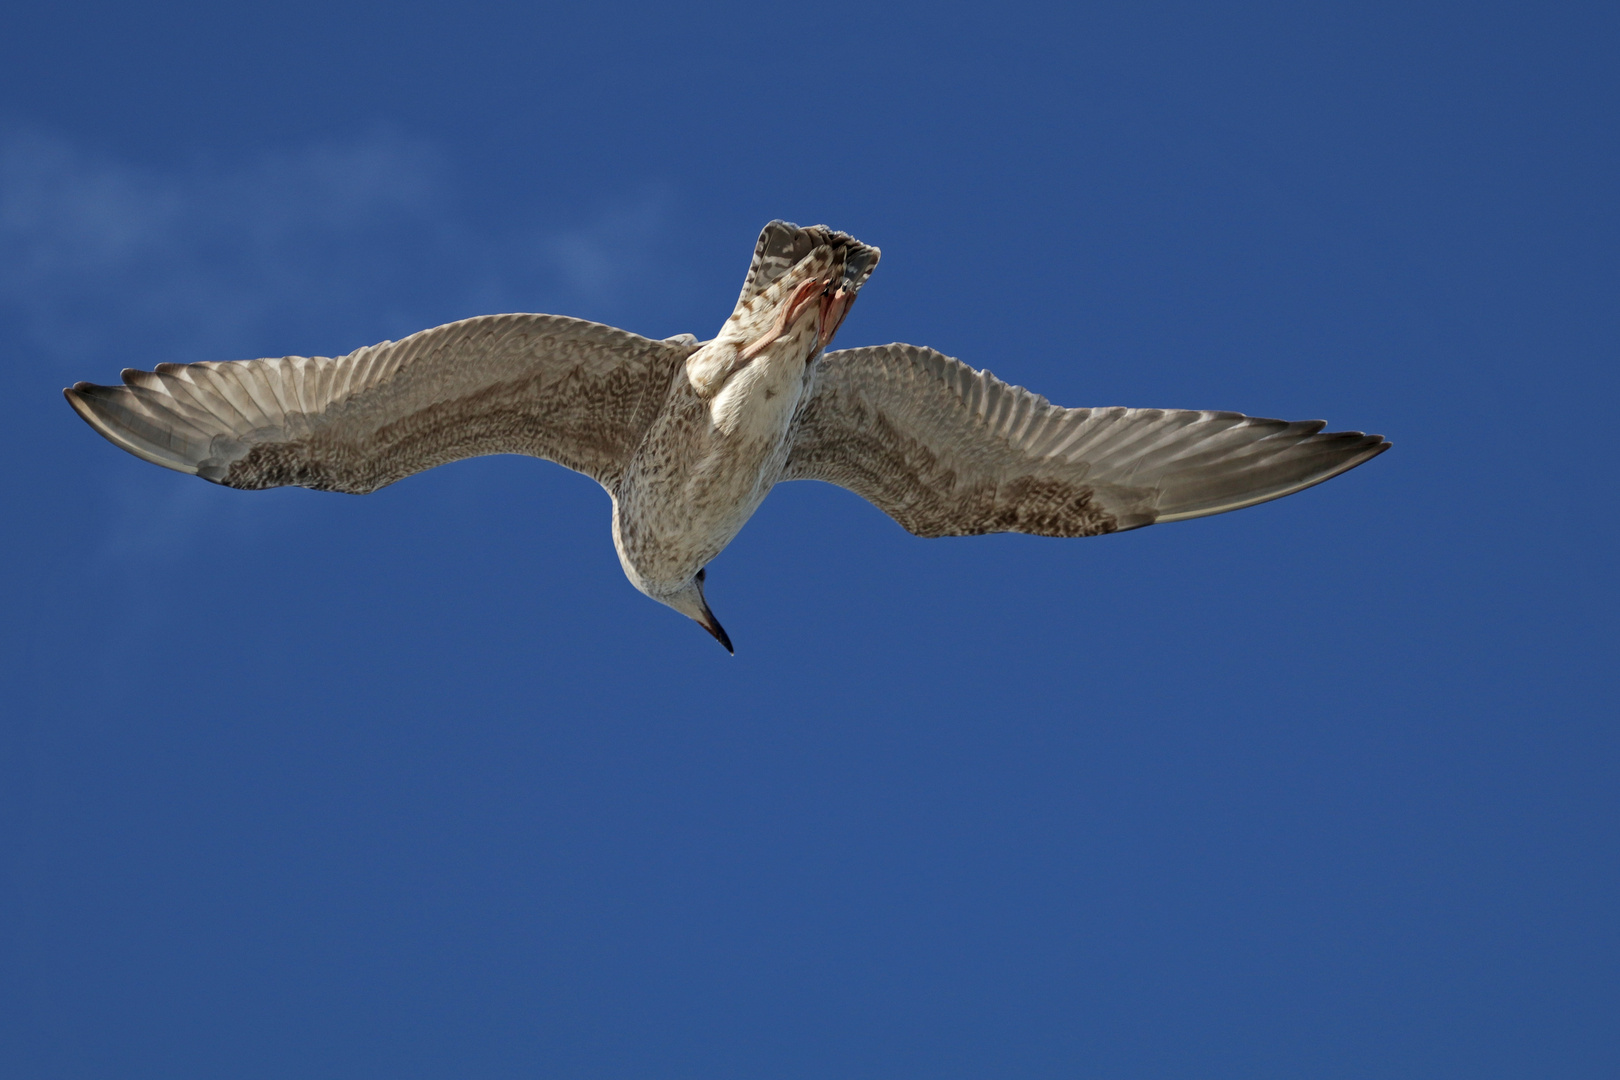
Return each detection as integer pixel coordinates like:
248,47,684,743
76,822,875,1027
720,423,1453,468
0,127,675,366
2,128,676,566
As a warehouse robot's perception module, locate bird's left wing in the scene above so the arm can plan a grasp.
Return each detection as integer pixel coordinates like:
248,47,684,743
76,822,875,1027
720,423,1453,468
782,343,1388,538
66,313,697,494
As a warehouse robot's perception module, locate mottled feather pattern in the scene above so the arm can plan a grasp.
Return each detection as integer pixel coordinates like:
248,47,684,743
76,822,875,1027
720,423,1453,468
66,313,696,494
736,221,879,310
784,343,1388,537
64,220,1387,649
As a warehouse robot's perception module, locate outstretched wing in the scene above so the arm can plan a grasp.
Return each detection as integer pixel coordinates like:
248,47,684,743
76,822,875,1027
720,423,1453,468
782,343,1388,538
65,313,695,494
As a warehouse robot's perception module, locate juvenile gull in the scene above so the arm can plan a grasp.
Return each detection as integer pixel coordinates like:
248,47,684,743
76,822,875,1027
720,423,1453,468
65,220,1388,652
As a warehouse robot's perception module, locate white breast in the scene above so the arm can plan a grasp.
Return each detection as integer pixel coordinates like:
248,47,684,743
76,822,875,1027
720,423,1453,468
709,332,813,439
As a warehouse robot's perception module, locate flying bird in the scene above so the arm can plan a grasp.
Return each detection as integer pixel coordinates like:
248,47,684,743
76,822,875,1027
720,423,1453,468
65,220,1388,652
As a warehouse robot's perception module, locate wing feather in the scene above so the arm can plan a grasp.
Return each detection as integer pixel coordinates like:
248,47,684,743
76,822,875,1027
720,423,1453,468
783,343,1388,538
66,313,694,494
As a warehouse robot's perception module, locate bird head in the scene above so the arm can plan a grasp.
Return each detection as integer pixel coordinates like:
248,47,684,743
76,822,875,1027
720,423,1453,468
659,568,733,654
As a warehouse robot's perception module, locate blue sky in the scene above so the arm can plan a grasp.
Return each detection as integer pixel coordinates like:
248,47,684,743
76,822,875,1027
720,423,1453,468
2,2,1615,1077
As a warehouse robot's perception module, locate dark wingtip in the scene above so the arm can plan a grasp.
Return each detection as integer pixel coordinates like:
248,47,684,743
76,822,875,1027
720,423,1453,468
63,384,94,420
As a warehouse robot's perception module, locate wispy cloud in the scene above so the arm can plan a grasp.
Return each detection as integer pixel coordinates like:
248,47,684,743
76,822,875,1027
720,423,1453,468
543,192,673,298
1,129,454,365
2,128,678,565
0,127,677,367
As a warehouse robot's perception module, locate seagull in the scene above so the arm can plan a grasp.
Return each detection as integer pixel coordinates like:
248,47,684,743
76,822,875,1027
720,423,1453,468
65,220,1388,652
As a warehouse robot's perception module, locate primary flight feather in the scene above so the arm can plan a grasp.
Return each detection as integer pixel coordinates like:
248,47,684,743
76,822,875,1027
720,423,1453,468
65,220,1388,651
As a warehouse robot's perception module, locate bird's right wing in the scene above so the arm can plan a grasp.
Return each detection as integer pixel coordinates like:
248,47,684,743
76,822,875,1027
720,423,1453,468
782,343,1388,538
65,313,696,494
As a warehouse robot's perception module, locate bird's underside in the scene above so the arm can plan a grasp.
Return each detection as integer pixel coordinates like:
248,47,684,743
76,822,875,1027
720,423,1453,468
65,220,1389,652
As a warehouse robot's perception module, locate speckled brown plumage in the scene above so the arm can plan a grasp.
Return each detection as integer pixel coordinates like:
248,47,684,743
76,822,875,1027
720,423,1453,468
221,338,686,493
782,342,1379,536
785,382,1125,538
64,220,1389,650
68,312,693,494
